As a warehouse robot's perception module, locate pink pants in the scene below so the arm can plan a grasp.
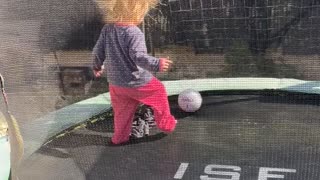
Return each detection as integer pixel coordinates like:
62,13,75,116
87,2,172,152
109,78,177,144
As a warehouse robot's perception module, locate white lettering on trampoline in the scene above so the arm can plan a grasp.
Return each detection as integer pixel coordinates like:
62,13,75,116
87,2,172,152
258,167,296,180
200,164,241,180
174,163,189,179
174,163,297,180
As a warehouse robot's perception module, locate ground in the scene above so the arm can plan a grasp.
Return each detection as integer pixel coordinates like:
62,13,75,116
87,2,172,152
2,45,320,135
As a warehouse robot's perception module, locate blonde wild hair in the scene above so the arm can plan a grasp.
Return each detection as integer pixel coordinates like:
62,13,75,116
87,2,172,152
98,0,159,24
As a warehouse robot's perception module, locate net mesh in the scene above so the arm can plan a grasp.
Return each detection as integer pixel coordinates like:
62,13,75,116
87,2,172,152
169,0,320,54
0,0,320,179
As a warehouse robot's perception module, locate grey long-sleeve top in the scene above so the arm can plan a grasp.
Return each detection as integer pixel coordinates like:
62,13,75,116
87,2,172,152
92,24,161,87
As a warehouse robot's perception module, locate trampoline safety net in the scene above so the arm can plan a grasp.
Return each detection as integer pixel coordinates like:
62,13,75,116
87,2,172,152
0,0,320,180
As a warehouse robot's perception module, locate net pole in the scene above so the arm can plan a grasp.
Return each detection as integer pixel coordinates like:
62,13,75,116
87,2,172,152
0,74,24,180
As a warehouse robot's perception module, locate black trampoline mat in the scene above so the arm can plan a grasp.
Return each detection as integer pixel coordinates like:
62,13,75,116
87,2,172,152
19,92,320,180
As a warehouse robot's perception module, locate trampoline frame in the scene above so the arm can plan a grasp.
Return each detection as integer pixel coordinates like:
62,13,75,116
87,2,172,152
2,77,320,180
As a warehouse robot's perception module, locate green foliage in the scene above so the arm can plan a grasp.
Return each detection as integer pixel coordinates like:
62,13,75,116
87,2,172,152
221,41,302,79
255,56,303,79
221,41,257,77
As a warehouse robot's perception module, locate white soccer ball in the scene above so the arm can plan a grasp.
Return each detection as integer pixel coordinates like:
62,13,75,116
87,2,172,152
178,89,203,112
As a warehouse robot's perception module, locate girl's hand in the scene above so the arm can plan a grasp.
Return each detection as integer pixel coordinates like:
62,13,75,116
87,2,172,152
160,57,173,72
93,65,105,78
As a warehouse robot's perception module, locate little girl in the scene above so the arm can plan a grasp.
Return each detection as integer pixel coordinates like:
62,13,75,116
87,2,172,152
92,0,177,145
